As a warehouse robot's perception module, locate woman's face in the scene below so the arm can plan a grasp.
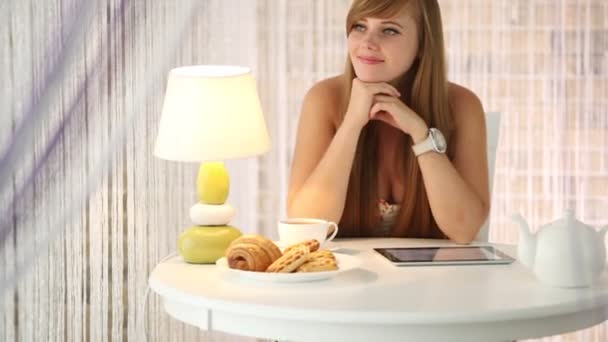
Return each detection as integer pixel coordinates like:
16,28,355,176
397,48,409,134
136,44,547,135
347,8,419,83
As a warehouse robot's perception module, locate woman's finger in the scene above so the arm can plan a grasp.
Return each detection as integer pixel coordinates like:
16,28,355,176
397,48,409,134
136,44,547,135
373,94,400,103
366,82,400,98
369,101,393,117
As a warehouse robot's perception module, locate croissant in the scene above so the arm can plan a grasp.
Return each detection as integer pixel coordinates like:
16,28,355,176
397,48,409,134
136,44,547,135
230,234,282,262
227,243,271,272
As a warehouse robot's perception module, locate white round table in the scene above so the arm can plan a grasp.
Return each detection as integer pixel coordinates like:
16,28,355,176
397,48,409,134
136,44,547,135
148,238,608,342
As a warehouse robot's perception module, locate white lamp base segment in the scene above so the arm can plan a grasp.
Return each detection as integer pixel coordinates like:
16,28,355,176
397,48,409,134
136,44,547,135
189,202,236,226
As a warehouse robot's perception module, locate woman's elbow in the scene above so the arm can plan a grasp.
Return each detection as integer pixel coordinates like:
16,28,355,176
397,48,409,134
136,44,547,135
286,190,308,218
447,204,490,244
286,203,299,219
286,198,303,218
286,197,313,219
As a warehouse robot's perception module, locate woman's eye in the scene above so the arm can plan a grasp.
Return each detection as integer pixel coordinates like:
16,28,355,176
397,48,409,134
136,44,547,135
383,28,400,36
352,23,366,32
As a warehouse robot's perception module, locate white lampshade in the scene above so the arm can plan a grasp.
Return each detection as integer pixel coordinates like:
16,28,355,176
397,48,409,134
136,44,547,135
154,65,271,162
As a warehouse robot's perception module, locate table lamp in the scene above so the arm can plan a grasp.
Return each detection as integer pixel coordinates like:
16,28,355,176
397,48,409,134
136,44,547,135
154,65,270,263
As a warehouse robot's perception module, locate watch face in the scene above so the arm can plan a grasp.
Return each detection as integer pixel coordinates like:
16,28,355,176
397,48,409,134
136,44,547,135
429,128,447,153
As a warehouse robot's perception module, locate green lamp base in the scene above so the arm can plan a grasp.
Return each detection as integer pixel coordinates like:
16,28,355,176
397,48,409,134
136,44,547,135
178,225,242,264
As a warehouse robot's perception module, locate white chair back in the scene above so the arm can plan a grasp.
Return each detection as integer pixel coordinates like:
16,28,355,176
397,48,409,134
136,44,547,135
475,112,501,242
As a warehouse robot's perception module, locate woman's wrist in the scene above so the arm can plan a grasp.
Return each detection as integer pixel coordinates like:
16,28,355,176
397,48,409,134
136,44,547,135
409,121,429,144
341,112,367,132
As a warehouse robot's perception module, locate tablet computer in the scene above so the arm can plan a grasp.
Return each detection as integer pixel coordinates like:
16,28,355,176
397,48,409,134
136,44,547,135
374,246,515,266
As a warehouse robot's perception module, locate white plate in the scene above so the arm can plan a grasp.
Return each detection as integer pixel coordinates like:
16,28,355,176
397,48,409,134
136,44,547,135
216,253,360,283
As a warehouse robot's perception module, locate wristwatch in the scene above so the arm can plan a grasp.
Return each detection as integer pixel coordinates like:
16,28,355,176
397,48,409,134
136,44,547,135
411,128,447,156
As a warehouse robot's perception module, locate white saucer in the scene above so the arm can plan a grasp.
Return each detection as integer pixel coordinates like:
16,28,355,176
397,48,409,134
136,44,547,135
216,253,360,283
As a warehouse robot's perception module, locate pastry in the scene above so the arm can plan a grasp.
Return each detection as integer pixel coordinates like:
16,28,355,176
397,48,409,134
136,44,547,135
283,239,320,254
266,245,310,273
309,249,335,261
228,234,282,263
296,257,338,273
227,243,271,272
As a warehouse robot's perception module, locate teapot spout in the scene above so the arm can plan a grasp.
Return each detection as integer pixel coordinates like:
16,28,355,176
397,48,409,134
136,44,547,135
512,213,536,268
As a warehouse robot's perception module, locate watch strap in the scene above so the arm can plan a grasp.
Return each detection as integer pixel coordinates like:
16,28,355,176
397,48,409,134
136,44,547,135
412,135,435,156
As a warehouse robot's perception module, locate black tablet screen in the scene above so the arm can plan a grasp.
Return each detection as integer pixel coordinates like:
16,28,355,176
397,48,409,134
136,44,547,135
376,246,505,263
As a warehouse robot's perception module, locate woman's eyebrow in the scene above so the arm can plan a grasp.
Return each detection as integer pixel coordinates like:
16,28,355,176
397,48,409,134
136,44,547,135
380,20,404,29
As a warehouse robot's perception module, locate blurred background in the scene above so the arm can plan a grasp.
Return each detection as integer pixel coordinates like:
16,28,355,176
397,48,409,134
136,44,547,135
0,0,606,341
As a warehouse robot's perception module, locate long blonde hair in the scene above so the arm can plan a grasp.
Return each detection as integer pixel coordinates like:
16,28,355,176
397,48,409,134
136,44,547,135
339,0,453,238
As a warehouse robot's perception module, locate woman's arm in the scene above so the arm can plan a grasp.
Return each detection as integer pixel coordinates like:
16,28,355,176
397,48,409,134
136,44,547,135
287,81,360,221
288,78,400,221
370,84,490,243
414,86,490,243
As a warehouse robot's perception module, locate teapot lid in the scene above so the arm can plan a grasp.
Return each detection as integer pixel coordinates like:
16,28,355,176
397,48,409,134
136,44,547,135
563,208,575,218
560,209,593,230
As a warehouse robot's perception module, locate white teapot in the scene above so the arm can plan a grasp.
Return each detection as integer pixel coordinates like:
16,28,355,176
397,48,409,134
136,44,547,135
513,210,608,288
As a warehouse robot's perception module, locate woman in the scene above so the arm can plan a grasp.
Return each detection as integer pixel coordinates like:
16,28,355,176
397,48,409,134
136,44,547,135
287,0,489,244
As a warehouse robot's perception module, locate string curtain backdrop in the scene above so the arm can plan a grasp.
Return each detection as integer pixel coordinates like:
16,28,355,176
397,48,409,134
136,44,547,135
0,1,260,341
1,0,606,342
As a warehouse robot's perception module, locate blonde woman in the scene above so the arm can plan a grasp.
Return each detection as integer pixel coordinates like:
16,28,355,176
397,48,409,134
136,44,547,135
287,0,489,243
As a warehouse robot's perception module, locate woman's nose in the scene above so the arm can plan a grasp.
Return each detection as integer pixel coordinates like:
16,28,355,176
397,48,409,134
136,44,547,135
361,32,379,50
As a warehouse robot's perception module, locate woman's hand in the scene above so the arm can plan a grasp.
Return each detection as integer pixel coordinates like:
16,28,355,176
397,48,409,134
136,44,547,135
343,79,401,130
369,94,429,143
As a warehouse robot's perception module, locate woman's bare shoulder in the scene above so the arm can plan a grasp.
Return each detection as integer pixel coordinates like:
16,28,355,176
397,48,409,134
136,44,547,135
306,75,345,104
447,82,484,125
303,75,346,125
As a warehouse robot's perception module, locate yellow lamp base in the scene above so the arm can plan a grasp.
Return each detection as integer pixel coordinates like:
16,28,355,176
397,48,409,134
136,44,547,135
197,162,230,204
178,225,242,264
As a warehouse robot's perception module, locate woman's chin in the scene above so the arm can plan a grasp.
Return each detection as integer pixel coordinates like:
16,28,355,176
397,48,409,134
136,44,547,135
353,69,395,83
355,74,391,83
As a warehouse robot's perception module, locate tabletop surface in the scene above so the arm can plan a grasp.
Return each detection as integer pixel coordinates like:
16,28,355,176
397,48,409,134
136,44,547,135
149,238,608,325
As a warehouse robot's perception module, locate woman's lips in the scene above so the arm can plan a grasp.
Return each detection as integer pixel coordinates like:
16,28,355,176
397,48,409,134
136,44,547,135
357,56,384,65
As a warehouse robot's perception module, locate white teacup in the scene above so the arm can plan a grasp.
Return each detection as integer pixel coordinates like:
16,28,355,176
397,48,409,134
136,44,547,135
278,218,339,246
